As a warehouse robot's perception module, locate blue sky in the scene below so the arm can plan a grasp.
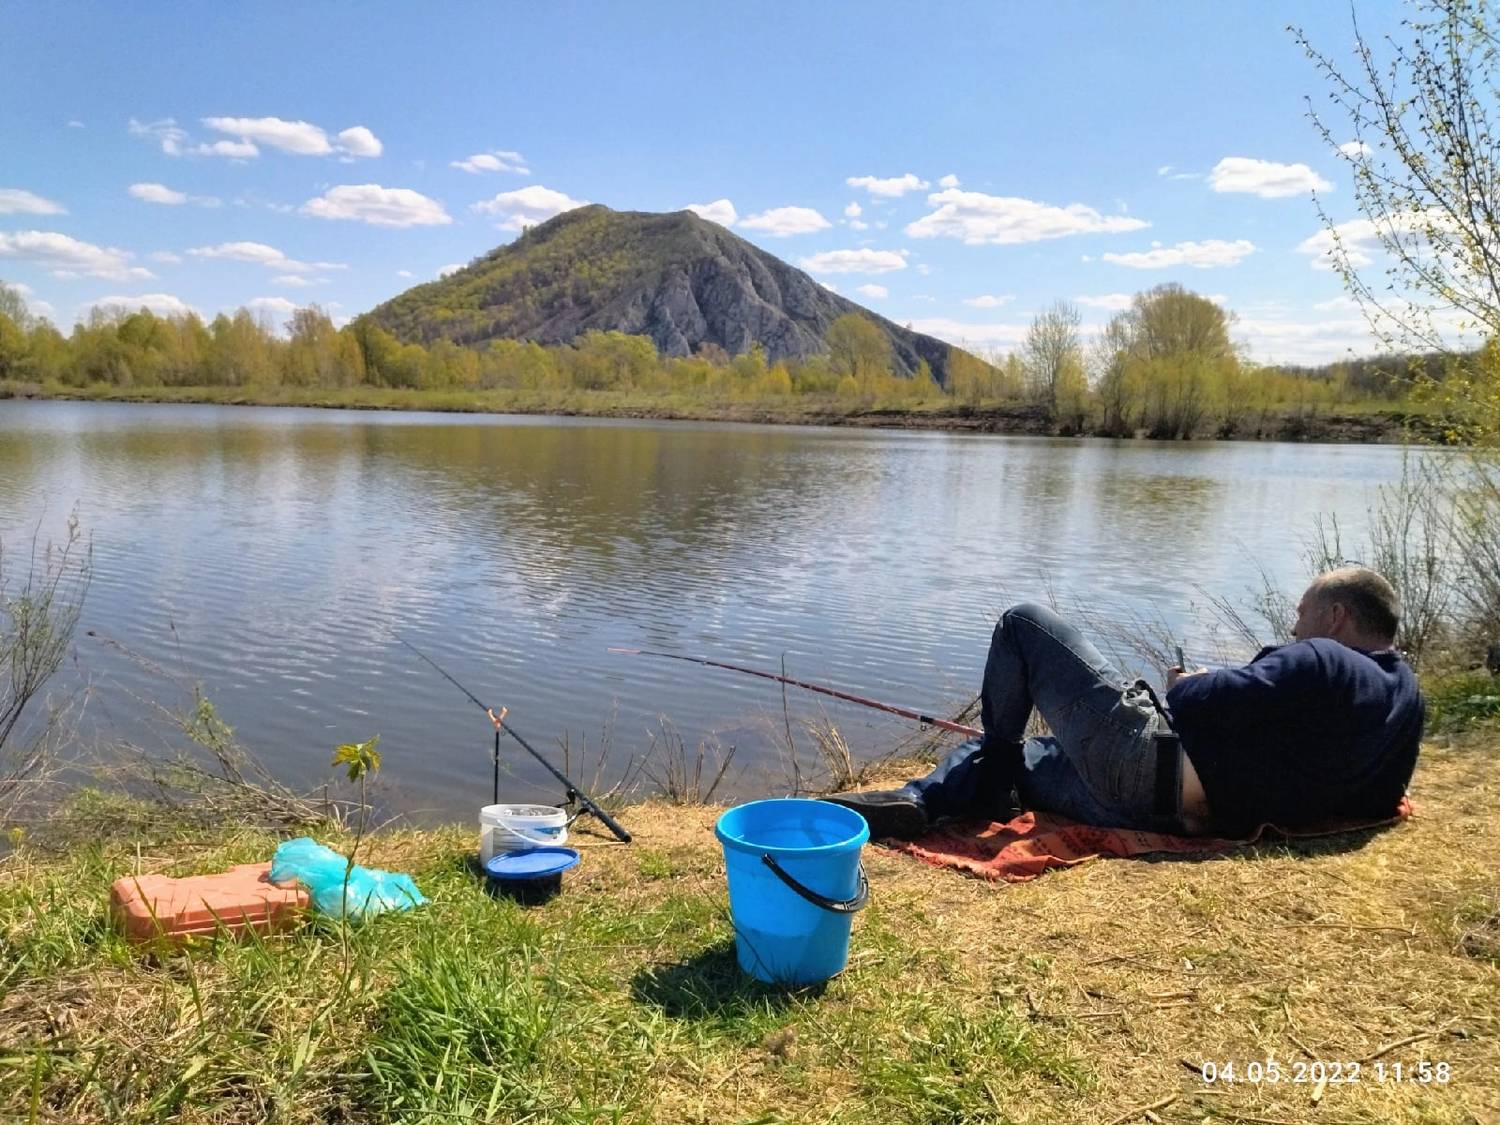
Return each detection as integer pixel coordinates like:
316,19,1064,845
1,1,1413,365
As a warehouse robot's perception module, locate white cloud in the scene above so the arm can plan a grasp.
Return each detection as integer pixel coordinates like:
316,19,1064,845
1313,294,1361,312
1157,165,1173,176
1296,218,1383,270
846,173,929,197
915,264,932,276
451,149,529,174
843,201,862,218
128,182,221,207
128,116,258,159
187,241,345,274
129,117,188,155
1297,209,1454,274
335,126,383,158
245,296,299,328
472,184,587,230
1233,316,1376,365
437,263,465,277
1232,301,1483,364
908,317,1029,348
302,184,451,227
0,189,66,215
195,139,259,159
1208,156,1333,198
963,294,1013,308
1337,140,1372,159
739,206,831,236
272,274,326,287
1158,164,1203,181
129,182,187,205
1075,292,1134,311
203,116,331,155
229,192,294,213
685,198,737,226
91,292,197,318
189,241,289,266
855,284,888,299
149,251,183,264
1101,238,1256,269
938,174,960,189
66,120,84,129
848,219,869,231
821,282,838,293
396,269,414,278
906,189,1149,245
197,116,381,159
799,248,909,275
0,231,151,281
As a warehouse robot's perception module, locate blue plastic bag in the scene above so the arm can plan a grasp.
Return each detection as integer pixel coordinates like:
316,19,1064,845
270,837,427,920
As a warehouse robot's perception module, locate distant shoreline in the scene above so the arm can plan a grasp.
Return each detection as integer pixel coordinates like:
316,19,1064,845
0,379,1439,445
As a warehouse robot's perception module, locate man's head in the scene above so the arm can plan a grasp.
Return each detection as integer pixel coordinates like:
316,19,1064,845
1292,566,1400,649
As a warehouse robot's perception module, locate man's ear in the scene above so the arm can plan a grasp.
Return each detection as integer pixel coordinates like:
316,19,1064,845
1326,600,1349,634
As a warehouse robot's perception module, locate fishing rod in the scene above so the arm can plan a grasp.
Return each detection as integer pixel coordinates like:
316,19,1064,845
608,647,984,739
400,639,632,843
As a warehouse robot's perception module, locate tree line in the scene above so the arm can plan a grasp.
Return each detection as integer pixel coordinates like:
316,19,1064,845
0,280,1438,437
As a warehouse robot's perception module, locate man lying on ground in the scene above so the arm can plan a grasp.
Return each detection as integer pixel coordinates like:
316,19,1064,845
829,566,1425,840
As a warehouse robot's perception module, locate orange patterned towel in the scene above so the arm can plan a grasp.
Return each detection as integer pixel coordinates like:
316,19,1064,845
883,796,1413,883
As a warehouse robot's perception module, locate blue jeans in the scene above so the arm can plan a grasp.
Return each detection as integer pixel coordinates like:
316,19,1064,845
903,603,1184,832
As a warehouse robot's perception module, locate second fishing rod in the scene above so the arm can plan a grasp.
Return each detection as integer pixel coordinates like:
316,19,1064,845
610,647,984,738
400,639,632,843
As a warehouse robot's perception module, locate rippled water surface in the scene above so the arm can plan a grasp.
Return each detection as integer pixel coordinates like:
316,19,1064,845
0,401,1416,820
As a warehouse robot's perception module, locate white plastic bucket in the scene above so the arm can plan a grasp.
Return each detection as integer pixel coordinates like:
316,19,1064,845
479,804,569,863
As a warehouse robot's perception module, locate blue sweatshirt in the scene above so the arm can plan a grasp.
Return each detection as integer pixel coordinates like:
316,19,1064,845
1166,638,1423,835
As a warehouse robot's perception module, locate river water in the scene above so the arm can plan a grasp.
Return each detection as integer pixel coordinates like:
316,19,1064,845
0,401,1417,821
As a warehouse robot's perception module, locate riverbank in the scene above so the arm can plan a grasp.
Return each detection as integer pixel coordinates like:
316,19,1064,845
0,378,1444,445
2,730,1495,1123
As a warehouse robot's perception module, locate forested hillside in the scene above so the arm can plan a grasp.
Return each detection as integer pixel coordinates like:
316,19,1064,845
363,204,957,382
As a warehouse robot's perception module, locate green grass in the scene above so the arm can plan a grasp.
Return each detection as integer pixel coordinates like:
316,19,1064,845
1422,668,1500,733
0,819,1087,1123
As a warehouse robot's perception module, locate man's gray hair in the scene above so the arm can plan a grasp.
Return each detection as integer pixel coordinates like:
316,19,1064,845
1310,566,1400,641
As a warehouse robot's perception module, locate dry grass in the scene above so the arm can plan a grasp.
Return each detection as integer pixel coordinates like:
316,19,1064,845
579,738,1500,1124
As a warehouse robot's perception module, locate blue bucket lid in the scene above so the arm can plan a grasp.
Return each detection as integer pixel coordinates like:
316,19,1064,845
484,847,581,880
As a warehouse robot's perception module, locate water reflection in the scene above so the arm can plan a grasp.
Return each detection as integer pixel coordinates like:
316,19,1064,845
0,402,1408,820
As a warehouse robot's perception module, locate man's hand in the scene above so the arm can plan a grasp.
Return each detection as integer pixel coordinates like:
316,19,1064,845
1166,666,1210,690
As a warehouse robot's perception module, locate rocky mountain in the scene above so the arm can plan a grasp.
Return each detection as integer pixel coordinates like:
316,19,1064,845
364,204,962,381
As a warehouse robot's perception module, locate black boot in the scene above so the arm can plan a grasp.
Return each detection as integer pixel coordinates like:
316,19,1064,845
824,790,930,840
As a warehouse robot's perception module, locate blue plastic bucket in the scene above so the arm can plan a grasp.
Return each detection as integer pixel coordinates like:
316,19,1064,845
714,798,870,986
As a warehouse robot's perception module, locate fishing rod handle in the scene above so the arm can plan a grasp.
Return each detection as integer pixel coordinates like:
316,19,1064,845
579,797,633,843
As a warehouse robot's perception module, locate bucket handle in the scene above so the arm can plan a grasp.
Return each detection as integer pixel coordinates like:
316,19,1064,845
493,818,563,847
760,854,869,914
493,826,558,848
